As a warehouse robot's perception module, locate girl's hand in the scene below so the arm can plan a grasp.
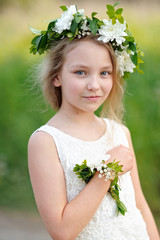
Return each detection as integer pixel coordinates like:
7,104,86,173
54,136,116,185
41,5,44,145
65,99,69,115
106,144,133,175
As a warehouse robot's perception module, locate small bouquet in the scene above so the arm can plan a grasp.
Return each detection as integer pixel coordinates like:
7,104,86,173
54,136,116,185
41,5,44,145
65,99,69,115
73,157,127,216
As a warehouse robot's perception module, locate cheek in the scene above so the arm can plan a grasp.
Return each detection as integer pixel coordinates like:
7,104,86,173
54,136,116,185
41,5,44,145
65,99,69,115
67,80,83,94
103,79,113,94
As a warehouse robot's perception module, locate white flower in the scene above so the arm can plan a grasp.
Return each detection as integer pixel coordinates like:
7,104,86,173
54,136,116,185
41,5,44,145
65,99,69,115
98,19,127,45
115,50,135,76
53,5,84,34
81,19,89,32
96,164,102,171
99,174,103,178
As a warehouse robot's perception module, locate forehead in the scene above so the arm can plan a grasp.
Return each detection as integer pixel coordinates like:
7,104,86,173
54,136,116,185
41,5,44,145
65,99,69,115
64,39,112,66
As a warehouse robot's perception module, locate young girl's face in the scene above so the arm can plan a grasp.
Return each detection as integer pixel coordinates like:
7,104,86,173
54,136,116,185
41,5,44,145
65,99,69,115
54,39,113,114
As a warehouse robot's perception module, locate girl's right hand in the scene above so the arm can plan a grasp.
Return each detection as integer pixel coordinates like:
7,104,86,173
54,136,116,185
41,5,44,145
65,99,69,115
106,144,134,175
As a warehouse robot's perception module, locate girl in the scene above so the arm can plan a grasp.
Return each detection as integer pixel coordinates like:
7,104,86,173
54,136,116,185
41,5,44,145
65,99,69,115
28,4,159,240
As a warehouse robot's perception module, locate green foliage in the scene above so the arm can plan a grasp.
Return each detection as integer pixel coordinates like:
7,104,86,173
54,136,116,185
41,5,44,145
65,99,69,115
106,2,124,24
73,160,96,184
73,159,127,216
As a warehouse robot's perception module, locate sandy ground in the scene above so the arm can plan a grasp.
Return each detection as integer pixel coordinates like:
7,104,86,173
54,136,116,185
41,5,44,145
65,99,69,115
0,209,52,240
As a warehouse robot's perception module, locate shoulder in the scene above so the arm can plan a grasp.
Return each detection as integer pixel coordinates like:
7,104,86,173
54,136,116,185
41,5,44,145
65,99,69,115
28,130,58,164
104,118,132,143
121,124,131,139
28,130,55,150
104,118,131,136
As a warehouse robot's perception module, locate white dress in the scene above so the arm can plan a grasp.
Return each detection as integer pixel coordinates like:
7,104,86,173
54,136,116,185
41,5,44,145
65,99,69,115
35,118,150,240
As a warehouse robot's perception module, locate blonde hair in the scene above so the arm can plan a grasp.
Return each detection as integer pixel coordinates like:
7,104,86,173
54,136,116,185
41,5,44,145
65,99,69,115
37,35,125,122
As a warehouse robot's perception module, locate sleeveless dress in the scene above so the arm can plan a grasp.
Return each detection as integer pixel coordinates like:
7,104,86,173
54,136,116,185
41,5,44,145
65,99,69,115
35,118,150,240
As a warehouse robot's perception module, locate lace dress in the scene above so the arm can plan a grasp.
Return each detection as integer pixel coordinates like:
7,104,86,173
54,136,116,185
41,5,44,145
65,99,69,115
35,118,150,240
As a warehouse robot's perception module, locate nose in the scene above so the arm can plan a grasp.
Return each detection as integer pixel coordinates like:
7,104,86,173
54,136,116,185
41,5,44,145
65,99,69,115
87,75,100,91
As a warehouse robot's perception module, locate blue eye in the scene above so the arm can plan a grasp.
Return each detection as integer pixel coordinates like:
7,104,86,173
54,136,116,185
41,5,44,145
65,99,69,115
101,71,109,76
75,71,85,76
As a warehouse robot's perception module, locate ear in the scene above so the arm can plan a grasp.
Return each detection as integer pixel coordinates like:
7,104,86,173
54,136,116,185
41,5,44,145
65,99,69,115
53,75,61,87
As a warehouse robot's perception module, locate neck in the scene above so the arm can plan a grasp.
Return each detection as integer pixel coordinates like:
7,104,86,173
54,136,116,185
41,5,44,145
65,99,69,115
57,107,98,126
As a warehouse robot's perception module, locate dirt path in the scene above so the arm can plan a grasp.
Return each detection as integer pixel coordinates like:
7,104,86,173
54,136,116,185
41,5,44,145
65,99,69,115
0,209,52,240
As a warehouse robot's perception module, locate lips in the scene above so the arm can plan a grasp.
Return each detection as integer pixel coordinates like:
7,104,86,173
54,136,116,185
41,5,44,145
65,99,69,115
83,96,101,101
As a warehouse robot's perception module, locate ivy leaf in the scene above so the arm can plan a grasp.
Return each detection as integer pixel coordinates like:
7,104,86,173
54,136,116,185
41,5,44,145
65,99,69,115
60,6,67,11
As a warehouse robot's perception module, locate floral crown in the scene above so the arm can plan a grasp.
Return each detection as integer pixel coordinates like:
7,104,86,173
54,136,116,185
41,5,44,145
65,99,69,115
29,2,144,79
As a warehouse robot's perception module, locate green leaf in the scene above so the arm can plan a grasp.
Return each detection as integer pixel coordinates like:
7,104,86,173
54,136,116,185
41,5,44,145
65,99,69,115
47,21,56,31
60,5,67,11
115,8,123,15
130,52,138,65
138,69,144,74
123,72,130,79
112,17,116,25
31,35,43,50
118,16,124,24
128,42,136,53
118,201,127,212
125,30,132,37
29,45,37,54
92,12,98,18
114,2,120,7
107,10,115,19
29,26,41,35
75,14,83,23
138,58,144,64
89,20,98,35
39,34,48,49
118,207,125,215
138,50,144,57
67,32,74,38
106,4,114,11
125,36,135,42
70,19,78,34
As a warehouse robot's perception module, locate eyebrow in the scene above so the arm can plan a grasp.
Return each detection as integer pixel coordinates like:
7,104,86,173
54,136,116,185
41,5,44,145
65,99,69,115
70,64,113,70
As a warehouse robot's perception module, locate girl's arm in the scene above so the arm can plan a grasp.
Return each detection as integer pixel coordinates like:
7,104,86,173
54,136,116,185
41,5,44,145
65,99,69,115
123,126,160,240
28,131,132,240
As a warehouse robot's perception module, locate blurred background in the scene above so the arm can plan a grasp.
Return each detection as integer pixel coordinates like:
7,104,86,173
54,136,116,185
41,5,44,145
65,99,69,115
0,0,160,238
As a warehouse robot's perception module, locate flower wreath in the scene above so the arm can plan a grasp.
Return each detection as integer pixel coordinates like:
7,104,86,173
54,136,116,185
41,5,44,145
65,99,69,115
29,2,144,79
